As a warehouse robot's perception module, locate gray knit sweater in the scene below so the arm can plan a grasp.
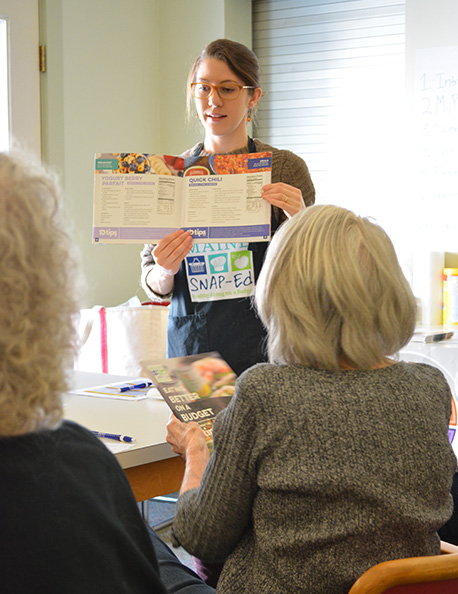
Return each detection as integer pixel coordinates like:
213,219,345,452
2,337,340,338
172,361,456,594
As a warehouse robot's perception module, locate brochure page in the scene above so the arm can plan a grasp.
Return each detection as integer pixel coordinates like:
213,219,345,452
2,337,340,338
93,152,271,244
141,352,236,452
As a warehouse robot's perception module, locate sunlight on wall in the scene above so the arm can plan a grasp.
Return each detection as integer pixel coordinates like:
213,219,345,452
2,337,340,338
313,59,416,295
324,62,408,253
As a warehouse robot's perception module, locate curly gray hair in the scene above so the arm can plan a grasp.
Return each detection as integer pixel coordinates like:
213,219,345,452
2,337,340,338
0,152,79,435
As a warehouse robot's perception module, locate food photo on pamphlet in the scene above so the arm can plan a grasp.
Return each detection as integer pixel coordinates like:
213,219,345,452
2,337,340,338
141,352,236,452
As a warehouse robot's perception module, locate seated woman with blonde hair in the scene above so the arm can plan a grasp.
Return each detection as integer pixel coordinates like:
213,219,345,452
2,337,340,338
167,204,457,594
0,151,215,594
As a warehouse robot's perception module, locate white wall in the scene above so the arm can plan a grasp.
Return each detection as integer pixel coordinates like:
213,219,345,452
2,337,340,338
406,0,458,71
157,0,252,155
405,0,458,323
39,0,251,307
40,0,457,309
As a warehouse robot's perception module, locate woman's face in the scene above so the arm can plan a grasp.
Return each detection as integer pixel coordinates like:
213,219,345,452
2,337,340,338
193,58,261,147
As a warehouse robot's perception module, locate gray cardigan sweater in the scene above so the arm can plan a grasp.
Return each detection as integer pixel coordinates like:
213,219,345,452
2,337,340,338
172,361,456,594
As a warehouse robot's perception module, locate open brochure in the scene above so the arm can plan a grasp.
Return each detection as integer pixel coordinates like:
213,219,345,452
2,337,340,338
141,352,236,452
93,151,272,244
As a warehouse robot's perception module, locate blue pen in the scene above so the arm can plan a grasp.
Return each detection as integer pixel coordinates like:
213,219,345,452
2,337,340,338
92,431,135,443
117,381,152,393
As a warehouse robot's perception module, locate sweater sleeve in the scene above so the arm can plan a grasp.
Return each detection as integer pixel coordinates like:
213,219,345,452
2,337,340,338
140,244,173,302
278,149,315,207
253,138,315,208
253,139,316,227
171,375,261,561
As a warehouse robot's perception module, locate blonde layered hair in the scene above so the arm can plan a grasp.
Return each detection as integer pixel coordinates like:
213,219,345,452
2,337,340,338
0,152,79,435
255,205,416,371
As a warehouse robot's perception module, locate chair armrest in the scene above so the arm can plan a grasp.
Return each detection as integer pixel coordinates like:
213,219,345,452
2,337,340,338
441,540,458,554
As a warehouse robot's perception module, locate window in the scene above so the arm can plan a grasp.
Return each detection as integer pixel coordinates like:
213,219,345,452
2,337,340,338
253,0,407,256
0,0,40,157
0,18,8,151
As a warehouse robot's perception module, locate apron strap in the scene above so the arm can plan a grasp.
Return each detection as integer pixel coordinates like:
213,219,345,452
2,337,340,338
183,142,205,169
247,136,257,153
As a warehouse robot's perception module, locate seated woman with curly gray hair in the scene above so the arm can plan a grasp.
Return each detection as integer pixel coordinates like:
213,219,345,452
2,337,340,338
0,152,215,594
166,204,457,594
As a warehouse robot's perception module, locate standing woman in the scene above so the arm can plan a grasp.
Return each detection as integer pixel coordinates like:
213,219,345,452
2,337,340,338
141,38,315,375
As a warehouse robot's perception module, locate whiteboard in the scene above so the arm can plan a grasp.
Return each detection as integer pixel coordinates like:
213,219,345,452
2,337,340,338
412,46,458,251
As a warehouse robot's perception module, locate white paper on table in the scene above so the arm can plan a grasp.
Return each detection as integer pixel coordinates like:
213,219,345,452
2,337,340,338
69,378,152,401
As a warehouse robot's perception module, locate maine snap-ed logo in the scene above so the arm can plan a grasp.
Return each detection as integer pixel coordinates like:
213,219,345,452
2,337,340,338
186,255,207,276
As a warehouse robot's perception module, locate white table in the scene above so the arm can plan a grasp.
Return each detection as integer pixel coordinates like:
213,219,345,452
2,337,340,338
63,370,184,502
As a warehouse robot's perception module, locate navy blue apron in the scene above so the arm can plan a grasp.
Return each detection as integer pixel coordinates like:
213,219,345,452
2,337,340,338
167,138,279,376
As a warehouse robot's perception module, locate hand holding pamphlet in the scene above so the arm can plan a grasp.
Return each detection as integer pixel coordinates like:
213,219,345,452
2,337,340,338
93,151,272,244
141,352,236,452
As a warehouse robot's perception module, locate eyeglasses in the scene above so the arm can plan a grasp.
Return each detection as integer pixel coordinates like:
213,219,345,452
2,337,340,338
190,82,255,101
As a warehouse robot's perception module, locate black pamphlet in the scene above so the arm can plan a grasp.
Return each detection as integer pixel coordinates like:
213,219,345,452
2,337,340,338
141,352,236,452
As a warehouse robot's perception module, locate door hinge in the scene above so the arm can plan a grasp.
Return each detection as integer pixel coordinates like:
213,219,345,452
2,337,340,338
39,45,46,73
